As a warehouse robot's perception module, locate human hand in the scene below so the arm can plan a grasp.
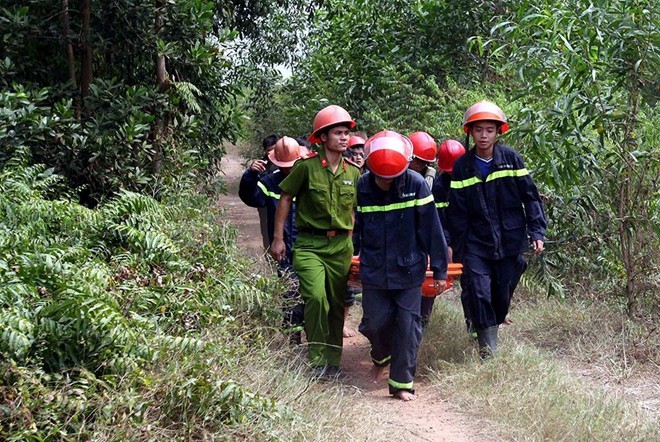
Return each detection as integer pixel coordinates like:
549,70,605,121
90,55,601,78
433,279,447,295
269,238,286,262
532,239,544,255
250,159,267,173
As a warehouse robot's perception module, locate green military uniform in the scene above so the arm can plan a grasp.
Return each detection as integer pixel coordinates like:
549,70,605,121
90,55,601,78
279,146,360,367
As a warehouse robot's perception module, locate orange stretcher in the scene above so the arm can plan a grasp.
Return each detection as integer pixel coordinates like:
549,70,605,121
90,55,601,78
347,256,463,298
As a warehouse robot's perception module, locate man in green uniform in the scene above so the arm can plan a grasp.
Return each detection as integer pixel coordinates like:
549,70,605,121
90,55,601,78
270,105,360,378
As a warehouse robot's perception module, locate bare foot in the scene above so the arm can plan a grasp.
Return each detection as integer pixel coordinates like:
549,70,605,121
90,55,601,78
369,365,386,383
343,326,357,338
503,317,513,325
393,390,417,401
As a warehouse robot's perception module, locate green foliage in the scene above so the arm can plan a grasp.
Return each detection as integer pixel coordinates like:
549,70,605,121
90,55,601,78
0,0,315,202
248,0,503,141
0,154,295,438
473,0,659,313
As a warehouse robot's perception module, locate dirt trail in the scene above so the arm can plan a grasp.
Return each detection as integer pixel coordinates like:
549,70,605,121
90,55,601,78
218,146,490,441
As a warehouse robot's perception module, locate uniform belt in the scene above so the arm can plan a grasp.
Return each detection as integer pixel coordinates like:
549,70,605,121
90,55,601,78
300,227,349,237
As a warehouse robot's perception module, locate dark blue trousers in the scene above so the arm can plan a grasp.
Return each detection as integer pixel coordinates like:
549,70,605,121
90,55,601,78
463,254,527,329
359,286,422,394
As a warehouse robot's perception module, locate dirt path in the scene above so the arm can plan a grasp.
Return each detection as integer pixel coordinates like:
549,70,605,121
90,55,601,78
218,146,490,441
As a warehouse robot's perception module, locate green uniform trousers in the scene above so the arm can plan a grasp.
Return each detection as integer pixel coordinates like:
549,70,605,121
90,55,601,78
293,232,353,367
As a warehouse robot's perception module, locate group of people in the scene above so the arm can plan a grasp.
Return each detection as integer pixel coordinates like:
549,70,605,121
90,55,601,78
239,100,547,402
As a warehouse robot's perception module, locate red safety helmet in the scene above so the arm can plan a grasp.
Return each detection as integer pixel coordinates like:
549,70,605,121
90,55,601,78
365,131,412,179
437,140,466,173
408,131,437,163
308,105,356,144
348,135,366,148
462,100,510,134
364,130,413,159
268,136,304,168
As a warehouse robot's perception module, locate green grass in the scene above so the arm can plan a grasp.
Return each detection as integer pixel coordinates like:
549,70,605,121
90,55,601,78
419,294,660,442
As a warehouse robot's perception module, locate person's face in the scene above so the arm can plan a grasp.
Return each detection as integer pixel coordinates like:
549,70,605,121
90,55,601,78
350,148,365,167
469,121,498,153
321,126,351,153
374,175,393,190
409,157,428,173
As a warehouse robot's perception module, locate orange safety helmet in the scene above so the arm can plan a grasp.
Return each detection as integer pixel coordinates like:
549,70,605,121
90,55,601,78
408,131,437,163
308,105,356,144
348,135,366,148
268,136,305,168
462,100,510,134
365,131,412,179
437,140,466,173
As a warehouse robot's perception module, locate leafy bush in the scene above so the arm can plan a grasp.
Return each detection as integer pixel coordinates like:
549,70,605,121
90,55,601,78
0,151,296,439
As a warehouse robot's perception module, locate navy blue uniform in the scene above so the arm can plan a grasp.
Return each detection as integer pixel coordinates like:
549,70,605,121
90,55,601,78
239,169,303,332
447,143,546,329
420,172,463,327
355,170,448,394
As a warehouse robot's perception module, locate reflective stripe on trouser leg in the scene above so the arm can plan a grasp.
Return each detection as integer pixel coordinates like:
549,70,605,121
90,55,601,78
464,254,520,328
359,287,396,367
360,286,422,393
388,287,422,394
293,233,353,367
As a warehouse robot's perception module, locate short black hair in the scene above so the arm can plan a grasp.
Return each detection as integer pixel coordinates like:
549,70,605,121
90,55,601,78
295,136,311,148
262,134,279,150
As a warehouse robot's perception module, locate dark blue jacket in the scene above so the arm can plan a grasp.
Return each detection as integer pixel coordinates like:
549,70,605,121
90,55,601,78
238,169,297,264
447,143,546,263
355,170,448,289
431,172,452,246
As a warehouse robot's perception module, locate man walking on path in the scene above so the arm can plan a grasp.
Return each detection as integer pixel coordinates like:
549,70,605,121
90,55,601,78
239,136,308,343
447,100,546,358
253,134,279,250
355,131,447,401
270,105,360,378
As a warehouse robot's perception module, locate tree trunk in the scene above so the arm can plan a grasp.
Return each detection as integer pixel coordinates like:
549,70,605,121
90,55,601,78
620,85,641,317
80,0,92,116
61,0,77,89
154,0,170,91
60,0,80,119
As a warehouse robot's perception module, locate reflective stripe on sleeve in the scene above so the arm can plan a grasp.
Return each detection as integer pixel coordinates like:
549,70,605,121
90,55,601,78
451,168,529,189
388,378,414,390
257,181,281,199
487,168,529,181
357,194,434,213
435,202,449,209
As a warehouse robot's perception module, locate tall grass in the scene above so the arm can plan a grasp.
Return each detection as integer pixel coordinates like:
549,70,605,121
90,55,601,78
420,294,660,441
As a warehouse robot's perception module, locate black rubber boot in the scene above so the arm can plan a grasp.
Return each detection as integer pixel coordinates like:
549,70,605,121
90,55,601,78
476,325,499,359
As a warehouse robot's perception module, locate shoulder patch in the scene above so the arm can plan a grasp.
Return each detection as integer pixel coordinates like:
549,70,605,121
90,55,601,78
303,152,319,159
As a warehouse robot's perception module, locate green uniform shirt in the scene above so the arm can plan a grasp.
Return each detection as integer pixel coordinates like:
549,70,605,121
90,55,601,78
279,146,359,231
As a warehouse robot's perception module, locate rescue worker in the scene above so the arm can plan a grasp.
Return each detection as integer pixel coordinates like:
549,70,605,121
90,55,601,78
408,131,437,189
254,134,280,250
342,134,367,338
428,140,469,330
447,100,546,359
238,137,308,344
270,105,360,378
355,131,448,401
346,134,366,170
